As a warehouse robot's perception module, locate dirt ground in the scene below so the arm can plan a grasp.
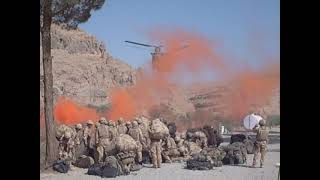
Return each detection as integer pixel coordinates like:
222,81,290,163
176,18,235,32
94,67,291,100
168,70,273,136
40,138,280,180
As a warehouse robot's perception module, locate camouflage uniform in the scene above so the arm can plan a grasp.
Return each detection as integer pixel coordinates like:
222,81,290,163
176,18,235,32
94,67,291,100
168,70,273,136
95,118,112,163
137,118,151,150
252,120,269,168
128,121,144,163
109,121,119,139
83,120,95,158
149,123,162,168
162,136,179,163
126,121,132,133
117,117,128,134
58,131,75,160
175,136,189,157
74,124,85,159
194,131,208,148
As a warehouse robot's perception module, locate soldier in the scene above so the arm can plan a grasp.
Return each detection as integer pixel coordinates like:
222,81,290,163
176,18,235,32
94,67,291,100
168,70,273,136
109,121,119,138
74,123,85,159
175,136,188,158
162,135,179,163
83,120,95,158
251,119,269,168
214,130,224,147
126,121,132,133
149,120,162,168
117,117,128,134
128,121,145,164
95,118,112,163
58,131,75,161
137,118,151,149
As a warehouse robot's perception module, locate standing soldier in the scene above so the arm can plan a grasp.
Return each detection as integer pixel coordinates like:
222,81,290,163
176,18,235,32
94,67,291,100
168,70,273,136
137,118,151,149
83,120,95,158
149,120,162,168
74,123,85,159
251,119,269,168
214,130,224,147
109,121,119,138
128,121,145,164
95,118,111,163
58,131,75,161
117,117,128,134
126,121,132,134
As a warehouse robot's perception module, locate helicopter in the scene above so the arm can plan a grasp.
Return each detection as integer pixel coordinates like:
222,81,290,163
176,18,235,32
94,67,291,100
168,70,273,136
124,40,188,71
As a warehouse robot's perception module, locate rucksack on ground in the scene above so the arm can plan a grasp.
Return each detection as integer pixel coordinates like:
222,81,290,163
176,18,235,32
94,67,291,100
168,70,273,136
52,160,70,173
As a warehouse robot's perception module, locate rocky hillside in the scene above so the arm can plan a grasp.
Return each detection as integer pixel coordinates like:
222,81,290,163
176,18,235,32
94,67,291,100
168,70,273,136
40,24,136,106
185,83,280,117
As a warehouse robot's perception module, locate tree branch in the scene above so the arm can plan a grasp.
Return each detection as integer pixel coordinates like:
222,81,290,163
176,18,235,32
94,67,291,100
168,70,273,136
52,4,70,16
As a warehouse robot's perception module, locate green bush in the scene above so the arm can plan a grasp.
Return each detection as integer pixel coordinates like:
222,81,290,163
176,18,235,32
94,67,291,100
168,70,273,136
87,103,111,113
267,115,280,126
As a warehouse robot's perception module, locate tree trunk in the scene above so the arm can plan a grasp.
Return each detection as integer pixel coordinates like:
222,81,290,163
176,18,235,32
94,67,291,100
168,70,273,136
41,0,57,167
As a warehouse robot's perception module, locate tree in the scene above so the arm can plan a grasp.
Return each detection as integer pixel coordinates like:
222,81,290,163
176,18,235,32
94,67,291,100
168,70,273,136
40,0,106,167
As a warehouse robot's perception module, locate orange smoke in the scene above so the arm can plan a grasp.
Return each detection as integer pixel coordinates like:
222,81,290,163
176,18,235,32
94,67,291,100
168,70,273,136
49,29,279,129
106,88,136,121
54,96,100,125
226,63,280,120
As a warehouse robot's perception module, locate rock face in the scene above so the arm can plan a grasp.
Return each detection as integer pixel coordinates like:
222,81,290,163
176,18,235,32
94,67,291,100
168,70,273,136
40,24,136,106
185,83,280,117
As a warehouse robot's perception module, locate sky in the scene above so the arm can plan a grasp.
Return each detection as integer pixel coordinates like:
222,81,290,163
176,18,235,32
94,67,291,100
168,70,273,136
79,0,279,69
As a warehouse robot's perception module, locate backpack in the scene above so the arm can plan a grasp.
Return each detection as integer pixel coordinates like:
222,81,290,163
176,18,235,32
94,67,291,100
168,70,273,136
53,160,70,173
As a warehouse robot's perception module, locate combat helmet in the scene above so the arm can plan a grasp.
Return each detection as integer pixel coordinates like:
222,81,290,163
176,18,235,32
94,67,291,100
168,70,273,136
175,135,181,142
64,131,72,139
87,120,94,125
75,124,82,130
99,117,106,124
118,117,124,124
132,120,138,127
259,119,266,126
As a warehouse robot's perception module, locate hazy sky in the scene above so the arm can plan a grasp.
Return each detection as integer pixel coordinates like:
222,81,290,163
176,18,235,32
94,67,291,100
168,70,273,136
79,0,279,69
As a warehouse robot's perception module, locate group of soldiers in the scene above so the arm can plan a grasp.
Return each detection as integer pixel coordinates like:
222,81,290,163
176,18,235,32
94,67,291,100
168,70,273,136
57,116,269,169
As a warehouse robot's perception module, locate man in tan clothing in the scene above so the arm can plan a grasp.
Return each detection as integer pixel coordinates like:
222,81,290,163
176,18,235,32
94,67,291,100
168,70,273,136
83,120,95,158
252,119,269,168
95,118,112,163
128,121,145,164
149,120,162,168
117,117,128,134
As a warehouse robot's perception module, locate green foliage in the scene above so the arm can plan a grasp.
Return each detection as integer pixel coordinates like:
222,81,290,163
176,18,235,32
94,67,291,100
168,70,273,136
87,103,111,113
267,115,280,126
40,0,106,29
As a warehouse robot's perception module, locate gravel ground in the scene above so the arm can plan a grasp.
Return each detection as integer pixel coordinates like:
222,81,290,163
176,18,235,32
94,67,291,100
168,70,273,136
40,142,280,180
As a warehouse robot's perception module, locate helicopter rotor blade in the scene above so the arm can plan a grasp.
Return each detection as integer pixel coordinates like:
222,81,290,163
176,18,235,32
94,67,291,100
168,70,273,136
125,41,154,47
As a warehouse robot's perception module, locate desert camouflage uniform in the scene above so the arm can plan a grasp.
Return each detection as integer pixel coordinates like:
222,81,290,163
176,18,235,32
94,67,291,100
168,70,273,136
175,136,189,157
252,120,269,168
74,124,85,159
58,131,75,160
162,136,179,163
83,120,95,158
128,121,144,163
95,119,112,163
149,126,162,168
117,118,128,134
